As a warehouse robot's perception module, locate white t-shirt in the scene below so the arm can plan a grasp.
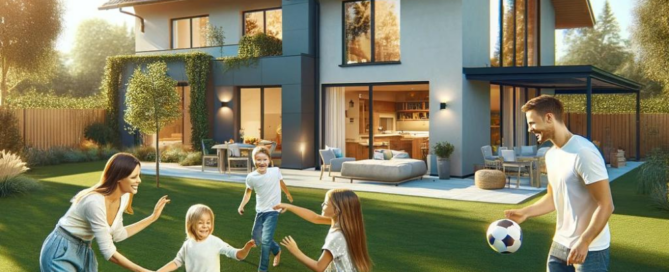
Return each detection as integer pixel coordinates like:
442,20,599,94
323,228,356,272
58,193,130,260
173,235,239,272
545,135,610,250
245,167,283,213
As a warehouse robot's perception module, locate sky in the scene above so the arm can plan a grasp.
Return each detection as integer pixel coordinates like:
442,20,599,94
57,0,635,60
55,0,135,53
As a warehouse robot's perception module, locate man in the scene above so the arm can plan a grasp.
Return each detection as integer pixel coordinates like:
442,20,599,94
505,95,614,271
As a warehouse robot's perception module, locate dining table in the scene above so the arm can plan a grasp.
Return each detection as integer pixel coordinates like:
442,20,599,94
516,155,541,188
211,143,256,173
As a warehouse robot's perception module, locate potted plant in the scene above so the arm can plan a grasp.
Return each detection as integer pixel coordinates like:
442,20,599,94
433,141,455,179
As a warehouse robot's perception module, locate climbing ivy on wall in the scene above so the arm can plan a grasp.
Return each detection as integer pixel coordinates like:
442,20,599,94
219,33,282,71
101,52,211,150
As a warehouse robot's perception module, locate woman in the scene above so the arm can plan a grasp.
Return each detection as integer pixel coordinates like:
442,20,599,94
40,153,170,272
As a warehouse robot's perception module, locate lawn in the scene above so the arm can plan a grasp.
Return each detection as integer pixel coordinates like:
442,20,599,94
1,161,668,271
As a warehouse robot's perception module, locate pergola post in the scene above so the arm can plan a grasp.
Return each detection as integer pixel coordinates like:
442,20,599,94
586,77,592,140
636,91,640,161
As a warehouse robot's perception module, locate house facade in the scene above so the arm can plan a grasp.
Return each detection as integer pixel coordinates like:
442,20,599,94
100,0,597,176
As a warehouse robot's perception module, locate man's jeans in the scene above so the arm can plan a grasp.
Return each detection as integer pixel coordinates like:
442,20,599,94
547,242,610,272
252,211,281,272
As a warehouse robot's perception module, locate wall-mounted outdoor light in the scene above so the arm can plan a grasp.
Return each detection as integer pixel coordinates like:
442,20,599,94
440,102,447,110
349,100,354,108
221,101,230,108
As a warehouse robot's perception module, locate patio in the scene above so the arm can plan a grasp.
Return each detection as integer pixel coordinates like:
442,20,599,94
140,161,643,204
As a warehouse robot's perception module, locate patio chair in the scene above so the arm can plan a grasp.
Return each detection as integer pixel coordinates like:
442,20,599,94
500,149,530,188
227,144,249,174
201,139,218,172
481,145,500,169
319,149,355,180
535,147,550,175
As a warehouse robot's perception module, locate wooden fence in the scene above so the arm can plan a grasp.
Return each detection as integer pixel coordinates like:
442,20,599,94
5,108,106,150
566,113,669,160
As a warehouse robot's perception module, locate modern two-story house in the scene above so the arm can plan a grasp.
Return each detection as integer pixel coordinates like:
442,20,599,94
100,0,641,177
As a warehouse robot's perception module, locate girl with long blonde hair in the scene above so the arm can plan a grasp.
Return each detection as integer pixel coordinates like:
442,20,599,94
274,189,372,272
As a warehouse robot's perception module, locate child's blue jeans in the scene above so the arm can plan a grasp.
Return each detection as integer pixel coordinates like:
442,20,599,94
547,242,610,272
252,211,281,271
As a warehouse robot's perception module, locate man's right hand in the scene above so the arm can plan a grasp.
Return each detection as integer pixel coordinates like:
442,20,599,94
504,209,528,224
238,207,244,215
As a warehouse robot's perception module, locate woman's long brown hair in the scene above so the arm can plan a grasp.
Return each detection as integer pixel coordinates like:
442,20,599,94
73,153,141,214
328,189,373,272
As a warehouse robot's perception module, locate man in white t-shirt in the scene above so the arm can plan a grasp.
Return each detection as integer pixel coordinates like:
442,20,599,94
505,95,614,272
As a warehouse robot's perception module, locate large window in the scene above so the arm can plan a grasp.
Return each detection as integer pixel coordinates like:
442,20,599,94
171,16,209,49
490,0,538,67
243,8,283,39
343,0,400,65
239,87,282,147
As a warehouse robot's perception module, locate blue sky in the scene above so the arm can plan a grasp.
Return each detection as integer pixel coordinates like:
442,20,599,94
58,0,636,63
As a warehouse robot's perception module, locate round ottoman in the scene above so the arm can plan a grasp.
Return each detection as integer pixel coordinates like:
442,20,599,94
475,169,506,189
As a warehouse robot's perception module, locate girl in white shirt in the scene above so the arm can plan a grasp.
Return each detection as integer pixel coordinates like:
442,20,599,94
274,189,373,272
39,153,170,272
158,204,256,272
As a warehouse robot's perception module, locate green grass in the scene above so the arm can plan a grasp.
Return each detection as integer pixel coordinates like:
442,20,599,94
1,161,667,271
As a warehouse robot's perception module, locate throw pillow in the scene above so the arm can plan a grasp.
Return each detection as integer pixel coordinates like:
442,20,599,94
373,152,385,160
392,152,410,159
521,146,534,156
383,150,393,160
332,148,343,158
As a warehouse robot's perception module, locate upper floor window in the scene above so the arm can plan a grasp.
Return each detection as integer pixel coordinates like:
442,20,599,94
172,15,209,49
490,0,538,67
343,0,400,65
243,8,282,40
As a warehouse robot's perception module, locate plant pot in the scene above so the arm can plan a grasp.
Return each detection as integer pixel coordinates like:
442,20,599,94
437,157,450,180
427,154,438,176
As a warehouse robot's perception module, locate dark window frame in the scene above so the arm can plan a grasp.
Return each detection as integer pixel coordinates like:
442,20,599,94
242,7,282,38
340,0,401,67
170,14,210,49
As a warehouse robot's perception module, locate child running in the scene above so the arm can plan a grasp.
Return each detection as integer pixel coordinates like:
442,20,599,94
158,204,255,272
238,146,294,271
274,189,372,272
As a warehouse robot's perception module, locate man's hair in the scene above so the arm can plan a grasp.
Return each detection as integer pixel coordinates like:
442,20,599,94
521,95,565,122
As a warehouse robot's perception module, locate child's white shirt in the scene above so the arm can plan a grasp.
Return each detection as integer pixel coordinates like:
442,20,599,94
323,228,357,272
245,167,283,213
58,193,129,260
173,235,239,272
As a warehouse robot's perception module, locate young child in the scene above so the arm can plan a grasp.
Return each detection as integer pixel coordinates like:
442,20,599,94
274,189,373,272
158,204,255,272
238,146,294,271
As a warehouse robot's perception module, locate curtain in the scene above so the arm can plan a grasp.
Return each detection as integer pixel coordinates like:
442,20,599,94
324,87,347,155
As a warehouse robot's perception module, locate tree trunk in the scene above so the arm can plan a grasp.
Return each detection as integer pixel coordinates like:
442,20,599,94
156,124,160,188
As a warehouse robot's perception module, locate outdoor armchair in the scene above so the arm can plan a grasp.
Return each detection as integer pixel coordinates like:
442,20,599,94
481,145,501,169
319,149,355,180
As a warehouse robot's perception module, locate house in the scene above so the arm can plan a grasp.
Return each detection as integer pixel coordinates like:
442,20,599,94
99,0,641,176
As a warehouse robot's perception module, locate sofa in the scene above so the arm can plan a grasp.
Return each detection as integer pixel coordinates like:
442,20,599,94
334,158,427,186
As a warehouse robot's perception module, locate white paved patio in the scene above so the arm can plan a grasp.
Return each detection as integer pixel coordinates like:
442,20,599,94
140,161,643,204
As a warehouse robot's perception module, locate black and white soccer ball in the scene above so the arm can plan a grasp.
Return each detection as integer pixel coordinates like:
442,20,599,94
486,219,523,254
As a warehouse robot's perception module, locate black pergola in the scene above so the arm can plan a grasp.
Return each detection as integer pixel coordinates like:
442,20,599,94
463,65,643,160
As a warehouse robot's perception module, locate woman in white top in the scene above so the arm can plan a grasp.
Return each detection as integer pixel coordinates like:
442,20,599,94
274,189,373,272
39,153,170,272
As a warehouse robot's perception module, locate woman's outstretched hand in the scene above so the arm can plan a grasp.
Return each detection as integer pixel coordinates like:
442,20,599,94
151,195,170,222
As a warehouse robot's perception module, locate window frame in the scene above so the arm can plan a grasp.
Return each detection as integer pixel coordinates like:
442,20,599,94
169,14,210,49
341,0,401,67
241,7,282,38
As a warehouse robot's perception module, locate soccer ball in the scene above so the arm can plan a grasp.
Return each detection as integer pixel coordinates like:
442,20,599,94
486,219,523,254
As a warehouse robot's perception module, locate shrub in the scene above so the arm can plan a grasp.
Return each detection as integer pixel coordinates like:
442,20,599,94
0,109,23,154
432,141,455,159
127,145,156,161
0,150,39,197
100,145,120,160
84,122,113,146
62,149,88,163
161,145,188,163
637,148,669,210
179,152,203,166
